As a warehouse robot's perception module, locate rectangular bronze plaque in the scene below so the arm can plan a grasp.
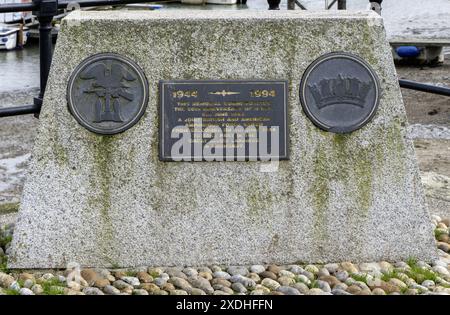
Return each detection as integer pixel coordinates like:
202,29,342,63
160,80,288,161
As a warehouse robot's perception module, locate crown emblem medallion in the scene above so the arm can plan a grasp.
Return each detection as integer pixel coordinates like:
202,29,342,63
300,52,380,134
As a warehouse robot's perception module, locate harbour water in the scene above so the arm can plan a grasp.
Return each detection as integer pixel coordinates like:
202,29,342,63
0,0,449,93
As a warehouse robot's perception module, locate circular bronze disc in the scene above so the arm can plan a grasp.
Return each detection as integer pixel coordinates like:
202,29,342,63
300,52,380,133
67,53,148,135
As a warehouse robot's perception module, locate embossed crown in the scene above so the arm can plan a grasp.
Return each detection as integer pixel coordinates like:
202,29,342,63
308,74,371,109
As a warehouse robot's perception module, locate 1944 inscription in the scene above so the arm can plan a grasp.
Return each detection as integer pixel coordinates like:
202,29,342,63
160,80,288,161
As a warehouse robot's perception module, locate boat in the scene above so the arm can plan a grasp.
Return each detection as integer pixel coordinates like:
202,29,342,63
0,24,29,50
0,0,32,24
181,0,238,4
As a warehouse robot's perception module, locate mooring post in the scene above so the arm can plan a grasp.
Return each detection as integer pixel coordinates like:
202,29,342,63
32,0,58,118
337,0,346,10
287,0,295,10
267,0,280,10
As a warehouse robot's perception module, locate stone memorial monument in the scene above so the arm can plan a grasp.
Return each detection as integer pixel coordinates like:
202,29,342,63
9,10,436,268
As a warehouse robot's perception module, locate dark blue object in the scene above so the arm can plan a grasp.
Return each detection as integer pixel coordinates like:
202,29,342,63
396,46,421,58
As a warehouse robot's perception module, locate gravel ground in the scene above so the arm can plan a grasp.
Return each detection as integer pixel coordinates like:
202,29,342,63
1,216,449,295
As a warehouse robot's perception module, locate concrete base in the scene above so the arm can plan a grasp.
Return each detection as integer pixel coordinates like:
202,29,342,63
9,10,436,268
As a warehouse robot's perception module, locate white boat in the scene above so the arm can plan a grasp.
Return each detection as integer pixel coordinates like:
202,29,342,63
0,24,29,50
0,0,33,24
181,0,238,4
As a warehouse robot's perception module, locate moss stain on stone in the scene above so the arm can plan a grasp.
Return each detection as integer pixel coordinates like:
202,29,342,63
246,179,274,219
0,202,20,215
89,134,116,264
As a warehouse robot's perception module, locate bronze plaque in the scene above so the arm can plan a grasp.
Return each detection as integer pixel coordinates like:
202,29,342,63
160,80,288,161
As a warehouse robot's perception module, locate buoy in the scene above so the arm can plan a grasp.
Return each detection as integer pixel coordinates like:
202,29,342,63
396,46,421,58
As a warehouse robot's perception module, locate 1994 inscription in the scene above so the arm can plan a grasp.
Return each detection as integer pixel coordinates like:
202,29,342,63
159,80,288,161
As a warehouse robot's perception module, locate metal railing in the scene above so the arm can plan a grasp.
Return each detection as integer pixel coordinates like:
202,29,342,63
0,0,449,119
0,0,160,118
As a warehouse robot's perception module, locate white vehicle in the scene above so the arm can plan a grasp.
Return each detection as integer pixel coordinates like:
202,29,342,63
0,24,29,50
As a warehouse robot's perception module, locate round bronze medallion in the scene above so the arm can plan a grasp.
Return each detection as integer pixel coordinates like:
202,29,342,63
67,53,148,135
299,52,380,133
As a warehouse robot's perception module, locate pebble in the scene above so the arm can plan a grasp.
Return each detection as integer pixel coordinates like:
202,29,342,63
213,271,231,279
336,271,349,282
113,280,133,290
267,265,282,275
23,279,34,289
231,282,247,293
211,278,231,287
307,288,326,295
289,265,304,275
301,270,315,281
162,283,176,291
333,283,348,291
260,271,277,280
210,266,222,273
248,273,260,283
214,286,233,294
92,277,109,288
296,274,311,285
213,290,231,295
67,281,81,291
433,266,450,276
317,280,332,292
250,289,266,295
291,282,309,294
170,289,188,295
341,262,358,274
83,287,104,295
42,273,54,280
182,268,198,278
198,272,212,280
31,284,43,295
169,277,192,291
188,276,214,294
405,289,418,295
121,276,140,287
136,272,153,283
229,275,256,289
132,289,149,295
279,270,295,278
250,265,266,274
388,278,407,289
198,267,213,274
103,285,121,295
227,266,249,276
18,273,34,281
19,288,34,295
9,281,20,292
372,288,386,295
347,285,362,294
277,286,301,295
189,288,207,295
278,276,295,286
0,272,15,288
261,278,280,290
319,275,340,287
422,280,435,289
324,263,340,274
147,267,163,277
154,277,167,287
317,268,330,277
332,289,352,295
305,265,319,274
